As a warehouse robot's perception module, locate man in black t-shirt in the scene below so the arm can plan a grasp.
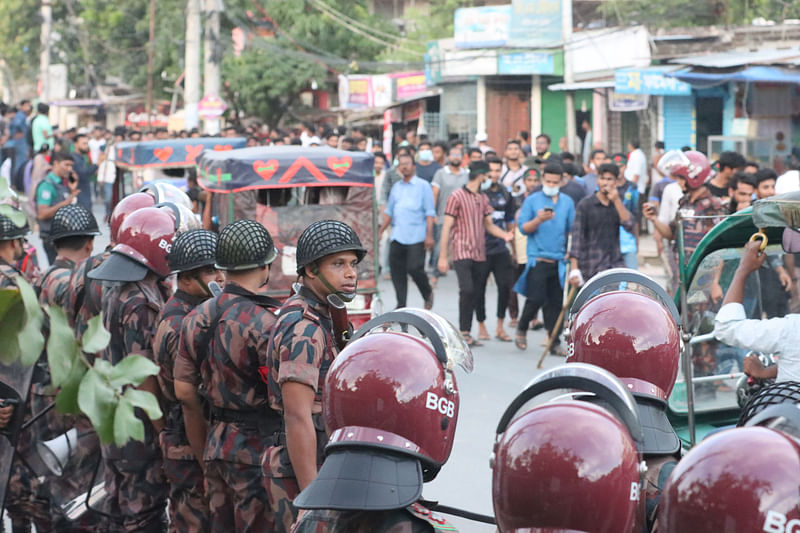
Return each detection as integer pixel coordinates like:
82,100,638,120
706,151,746,202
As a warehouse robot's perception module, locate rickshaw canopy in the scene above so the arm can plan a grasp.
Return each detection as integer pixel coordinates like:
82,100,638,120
196,146,375,193
115,137,247,169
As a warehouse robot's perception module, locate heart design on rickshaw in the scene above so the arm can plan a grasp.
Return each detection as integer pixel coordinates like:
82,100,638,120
214,144,234,151
327,156,352,177
185,145,204,161
253,160,279,181
153,146,173,162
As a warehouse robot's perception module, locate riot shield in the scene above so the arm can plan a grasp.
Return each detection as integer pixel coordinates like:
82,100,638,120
0,358,35,509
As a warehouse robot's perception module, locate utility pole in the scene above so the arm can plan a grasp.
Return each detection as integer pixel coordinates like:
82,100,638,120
562,0,576,153
203,0,222,135
185,0,202,131
39,0,52,104
146,0,156,128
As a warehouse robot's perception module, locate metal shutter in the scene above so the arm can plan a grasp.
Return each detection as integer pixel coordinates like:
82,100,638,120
663,95,696,151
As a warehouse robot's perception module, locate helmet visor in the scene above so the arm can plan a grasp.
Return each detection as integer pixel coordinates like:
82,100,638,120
394,308,474,373
657,149,691,177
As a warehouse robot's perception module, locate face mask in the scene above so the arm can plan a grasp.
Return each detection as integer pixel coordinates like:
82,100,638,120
543,185,560,197
418,149,434,162
480,180,492,191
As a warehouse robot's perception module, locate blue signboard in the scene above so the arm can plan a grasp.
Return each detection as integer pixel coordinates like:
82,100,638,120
508,0,563,48
615,68,692,96
425,41,443,86
498,52,555,75
454,6,511,49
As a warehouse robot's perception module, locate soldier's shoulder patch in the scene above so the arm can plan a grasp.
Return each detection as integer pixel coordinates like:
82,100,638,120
406,503,458,531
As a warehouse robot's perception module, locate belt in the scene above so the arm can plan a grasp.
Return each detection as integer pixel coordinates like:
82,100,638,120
208,406,282,436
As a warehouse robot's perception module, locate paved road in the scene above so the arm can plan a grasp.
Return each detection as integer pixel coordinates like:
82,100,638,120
377,271,556,531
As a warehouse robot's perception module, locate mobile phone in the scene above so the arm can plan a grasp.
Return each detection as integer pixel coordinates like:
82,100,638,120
0,398,19,408
69,172,78,184
543,207,553,213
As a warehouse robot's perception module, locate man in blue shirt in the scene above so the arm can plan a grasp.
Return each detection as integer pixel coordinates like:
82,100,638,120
378,153,436,309
513,162,575,355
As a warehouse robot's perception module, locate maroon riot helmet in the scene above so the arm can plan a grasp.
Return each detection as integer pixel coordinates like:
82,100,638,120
492,363,646,532
294,309,473,512
660,404,800,533
566,268,682,457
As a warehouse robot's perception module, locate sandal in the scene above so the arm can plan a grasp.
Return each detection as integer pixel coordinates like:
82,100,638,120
550,345,567,357
515,334,527,351
531,320,544,331
463,334,484,347
478,332,491,341
495,331,513,342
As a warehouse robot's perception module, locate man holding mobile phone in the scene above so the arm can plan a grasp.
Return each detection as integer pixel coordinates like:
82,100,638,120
513,162,575,355
569,163,633,285
35,151,79,263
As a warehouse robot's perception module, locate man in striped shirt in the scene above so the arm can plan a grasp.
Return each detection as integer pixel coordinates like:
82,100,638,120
437,161,514,347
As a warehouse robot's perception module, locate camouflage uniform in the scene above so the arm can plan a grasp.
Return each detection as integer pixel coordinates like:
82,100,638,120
153,289,210,533
1,261,54,533
265,286,339,533
99,279,169,533
174,282,282,533
67,249,110,339
292,503,457,532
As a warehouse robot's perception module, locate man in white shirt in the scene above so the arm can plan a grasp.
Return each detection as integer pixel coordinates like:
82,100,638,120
714,241,800,382
625,139,649,196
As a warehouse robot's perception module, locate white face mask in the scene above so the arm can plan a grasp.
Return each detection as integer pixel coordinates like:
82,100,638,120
480,180,492,191
542,185,560,197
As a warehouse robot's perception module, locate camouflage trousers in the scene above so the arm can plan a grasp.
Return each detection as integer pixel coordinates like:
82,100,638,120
163,456,210,533
266,475,300,533
5,458,53,533
205,460,273,533
102,454,169,532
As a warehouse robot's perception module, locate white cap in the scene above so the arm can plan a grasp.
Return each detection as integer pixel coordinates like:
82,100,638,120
776,170,800,195
309,136,321,146
475,132,488,143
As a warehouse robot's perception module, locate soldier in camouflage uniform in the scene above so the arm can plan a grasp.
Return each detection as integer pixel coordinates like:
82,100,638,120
0,209,54,533
88,206,176,533
153,229,223,533
265,220,366,532
291,309,464,533
66,191,154,340
174,219,282,533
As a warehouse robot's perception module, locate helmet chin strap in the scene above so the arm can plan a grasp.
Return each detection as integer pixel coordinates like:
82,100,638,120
192,273,213,298
310,263,357,302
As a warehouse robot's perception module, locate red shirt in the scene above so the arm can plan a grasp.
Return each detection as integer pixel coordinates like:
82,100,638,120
445,186,493,262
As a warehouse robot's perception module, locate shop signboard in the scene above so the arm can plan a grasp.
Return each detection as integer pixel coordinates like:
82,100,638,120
497,51,556,75
425,41,443,86
508,0,563,48
394,72,427,101
454,5,511,49
608,90,649,112
615,68,692,96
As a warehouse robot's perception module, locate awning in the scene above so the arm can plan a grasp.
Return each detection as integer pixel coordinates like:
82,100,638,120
670,48,800,68
548,79,614,91
667,65,800,87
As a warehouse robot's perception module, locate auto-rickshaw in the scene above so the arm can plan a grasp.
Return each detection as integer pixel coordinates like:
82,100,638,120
196,145,380,327
111,137,246,209
667,191,800,448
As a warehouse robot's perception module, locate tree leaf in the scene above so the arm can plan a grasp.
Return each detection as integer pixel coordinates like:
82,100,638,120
107,354,159,389
16,277,44,366
46,306,82,388
81,312,111,355
123,388,163,421
77,367,118,444
0,205,27,228
113,397,144,446
55,361,89,414
0,299,23,365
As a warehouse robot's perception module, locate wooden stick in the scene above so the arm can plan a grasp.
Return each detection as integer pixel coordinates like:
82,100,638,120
538,284,578,369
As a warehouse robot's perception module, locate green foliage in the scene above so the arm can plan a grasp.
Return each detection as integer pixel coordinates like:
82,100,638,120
380,0,468,63
5,287,164,446
221,0,397,127
0,279,44,366
604,0,800,27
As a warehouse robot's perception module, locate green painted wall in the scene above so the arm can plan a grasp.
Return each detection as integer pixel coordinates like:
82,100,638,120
541,80,566,141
